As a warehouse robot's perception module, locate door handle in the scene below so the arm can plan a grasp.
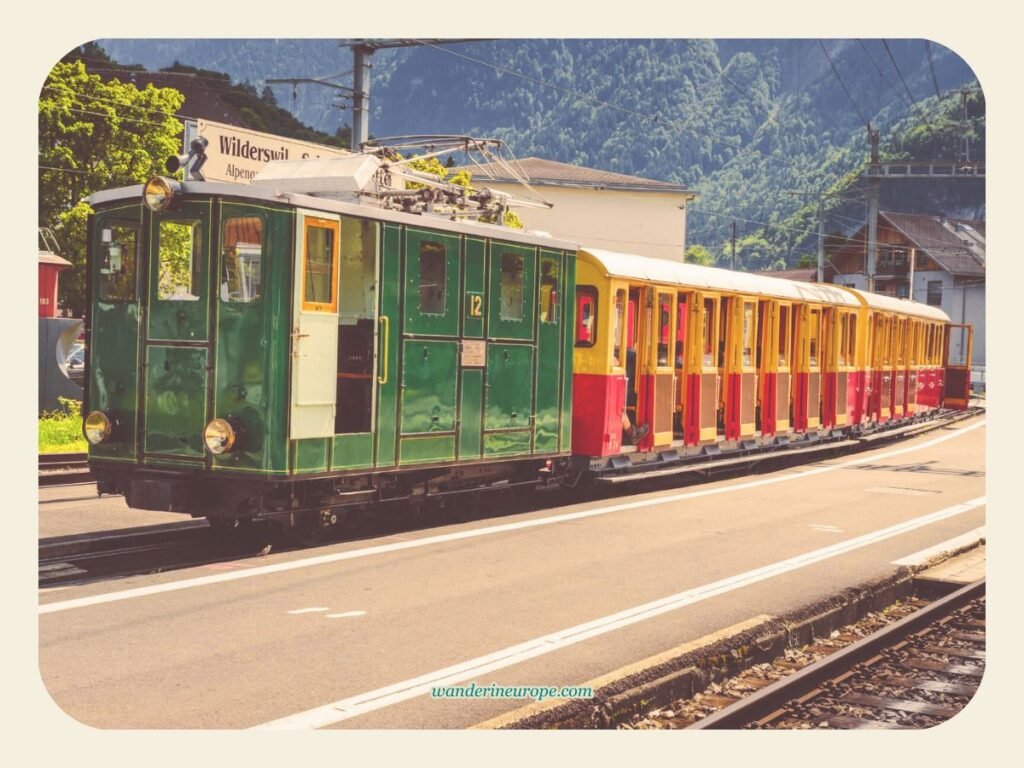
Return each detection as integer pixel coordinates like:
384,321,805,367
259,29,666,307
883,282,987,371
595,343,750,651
378,315,389,385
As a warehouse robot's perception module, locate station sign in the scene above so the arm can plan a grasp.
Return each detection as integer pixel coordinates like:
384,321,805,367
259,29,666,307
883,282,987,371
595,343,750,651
184,119,350,184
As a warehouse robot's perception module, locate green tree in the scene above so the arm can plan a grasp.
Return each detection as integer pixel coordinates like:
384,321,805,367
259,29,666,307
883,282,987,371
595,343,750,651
405,155,522,229
685,244,715,266
39,59,184,315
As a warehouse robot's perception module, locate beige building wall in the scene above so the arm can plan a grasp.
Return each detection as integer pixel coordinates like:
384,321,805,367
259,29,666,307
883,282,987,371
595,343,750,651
484,183,689,262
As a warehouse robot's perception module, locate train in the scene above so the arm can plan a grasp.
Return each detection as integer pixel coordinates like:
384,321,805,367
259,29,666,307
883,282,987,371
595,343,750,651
81,140,974,543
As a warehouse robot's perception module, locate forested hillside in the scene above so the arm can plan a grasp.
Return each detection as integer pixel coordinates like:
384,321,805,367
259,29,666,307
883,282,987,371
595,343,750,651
96,38,984,269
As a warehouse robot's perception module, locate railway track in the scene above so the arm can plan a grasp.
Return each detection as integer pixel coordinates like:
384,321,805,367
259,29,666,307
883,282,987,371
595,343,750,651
38,452,91,486
687,579,985,730
38,520,266,585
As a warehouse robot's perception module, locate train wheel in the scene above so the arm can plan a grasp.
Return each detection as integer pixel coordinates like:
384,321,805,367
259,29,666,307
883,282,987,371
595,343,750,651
283,509,335,548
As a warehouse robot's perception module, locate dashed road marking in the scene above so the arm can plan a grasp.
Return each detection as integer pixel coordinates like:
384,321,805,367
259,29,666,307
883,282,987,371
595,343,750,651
325,611,366,619
287,607,330,615
809,524,844,533
254,495,985,729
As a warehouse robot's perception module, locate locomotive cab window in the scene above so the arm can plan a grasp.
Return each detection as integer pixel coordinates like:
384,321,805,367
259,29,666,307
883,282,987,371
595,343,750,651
499,252,525,321
157,219,203,301
575,287,598,347
302,218,339,312
419,241,446,315
98,223,138,302
221,216,263,303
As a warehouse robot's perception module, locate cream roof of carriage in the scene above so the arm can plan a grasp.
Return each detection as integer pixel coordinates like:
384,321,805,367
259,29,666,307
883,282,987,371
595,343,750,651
581,248,950,321
845,288,950,322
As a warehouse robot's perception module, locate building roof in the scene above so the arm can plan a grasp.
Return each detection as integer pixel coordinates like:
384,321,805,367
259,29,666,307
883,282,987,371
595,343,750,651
755,267,819,283
458,157,692,194
880,212,985,277
38,252,72,268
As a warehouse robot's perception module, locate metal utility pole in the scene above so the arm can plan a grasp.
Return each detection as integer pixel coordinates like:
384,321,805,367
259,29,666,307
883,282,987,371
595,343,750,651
344,39,494,151
731,221,738,271
866,126,880,294
959,87,972,166
817,198,825,283
351,44,372,150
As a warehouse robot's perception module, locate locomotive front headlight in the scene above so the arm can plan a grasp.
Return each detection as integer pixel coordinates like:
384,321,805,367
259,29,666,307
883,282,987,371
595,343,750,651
204,419,236,455
143,176,181,212
84,411,112,445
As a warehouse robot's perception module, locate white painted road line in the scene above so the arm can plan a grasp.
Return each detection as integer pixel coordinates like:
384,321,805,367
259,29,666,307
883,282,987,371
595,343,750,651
38,419,986,616
287,607,329,615
809,524,844,533
254,495,986,729
891,526,986,566
326,611,366,619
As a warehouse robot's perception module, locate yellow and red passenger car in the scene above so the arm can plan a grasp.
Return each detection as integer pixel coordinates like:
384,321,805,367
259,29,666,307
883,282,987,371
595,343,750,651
569,248,968,473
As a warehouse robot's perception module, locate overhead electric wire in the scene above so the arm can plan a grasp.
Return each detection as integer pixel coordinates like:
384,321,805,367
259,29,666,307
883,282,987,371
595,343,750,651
415,40,773,161
925,41,942,99
41,85,191,122
882,39,934,131
818,40,870,129
680,39,794,138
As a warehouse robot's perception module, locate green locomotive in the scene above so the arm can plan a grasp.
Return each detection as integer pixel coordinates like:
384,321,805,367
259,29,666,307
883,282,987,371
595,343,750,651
84,143,577,541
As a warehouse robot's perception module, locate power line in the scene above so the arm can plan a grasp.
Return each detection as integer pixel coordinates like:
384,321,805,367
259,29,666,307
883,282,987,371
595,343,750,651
415,40,772,162
925,41,942,99
681,39,793,138
882,40,934,131
41,84,190,122
818,40,870,129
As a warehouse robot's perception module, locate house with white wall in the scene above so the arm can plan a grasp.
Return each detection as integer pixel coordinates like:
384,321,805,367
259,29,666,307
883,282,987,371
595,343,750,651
459,157,695,262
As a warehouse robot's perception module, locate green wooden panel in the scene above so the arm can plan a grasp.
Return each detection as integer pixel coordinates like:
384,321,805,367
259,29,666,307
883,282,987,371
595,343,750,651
143,346,208,458
292,438,329,473
458,368,483,459
535,251,563,454
400,340,458,434
400,435,456,465
560,251,576,451
463,237,486,339
212,201,292,473
375,223,401,468
487,242,536,341
89,204,143,461
485,343,534,432
484,430,532,457
332,433,374,470
146,201,212,342
403,229,460,336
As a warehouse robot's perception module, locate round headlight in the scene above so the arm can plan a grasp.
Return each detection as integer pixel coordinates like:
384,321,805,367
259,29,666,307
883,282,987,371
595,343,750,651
143,176,180,212
204,419,236,455
84,411,112,445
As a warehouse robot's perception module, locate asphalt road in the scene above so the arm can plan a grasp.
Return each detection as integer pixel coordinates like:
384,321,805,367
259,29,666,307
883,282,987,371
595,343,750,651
38,417,986,729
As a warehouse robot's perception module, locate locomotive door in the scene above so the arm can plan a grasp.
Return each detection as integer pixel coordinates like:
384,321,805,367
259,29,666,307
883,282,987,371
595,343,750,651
140,201,213,460
943,323,974,410
290,210,340,440
333,216,380,469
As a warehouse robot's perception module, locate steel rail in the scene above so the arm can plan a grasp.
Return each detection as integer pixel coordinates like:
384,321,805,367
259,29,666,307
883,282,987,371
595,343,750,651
687,578,986,729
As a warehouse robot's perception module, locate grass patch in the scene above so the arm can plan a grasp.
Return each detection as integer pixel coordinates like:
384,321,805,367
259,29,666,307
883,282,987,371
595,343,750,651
39,397,87,453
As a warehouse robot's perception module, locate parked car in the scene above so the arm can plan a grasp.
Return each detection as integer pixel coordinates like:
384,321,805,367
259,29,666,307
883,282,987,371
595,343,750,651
66,343,85,387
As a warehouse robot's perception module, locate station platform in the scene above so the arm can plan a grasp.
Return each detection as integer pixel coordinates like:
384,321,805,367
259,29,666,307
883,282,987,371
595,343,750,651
913,544,986,598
